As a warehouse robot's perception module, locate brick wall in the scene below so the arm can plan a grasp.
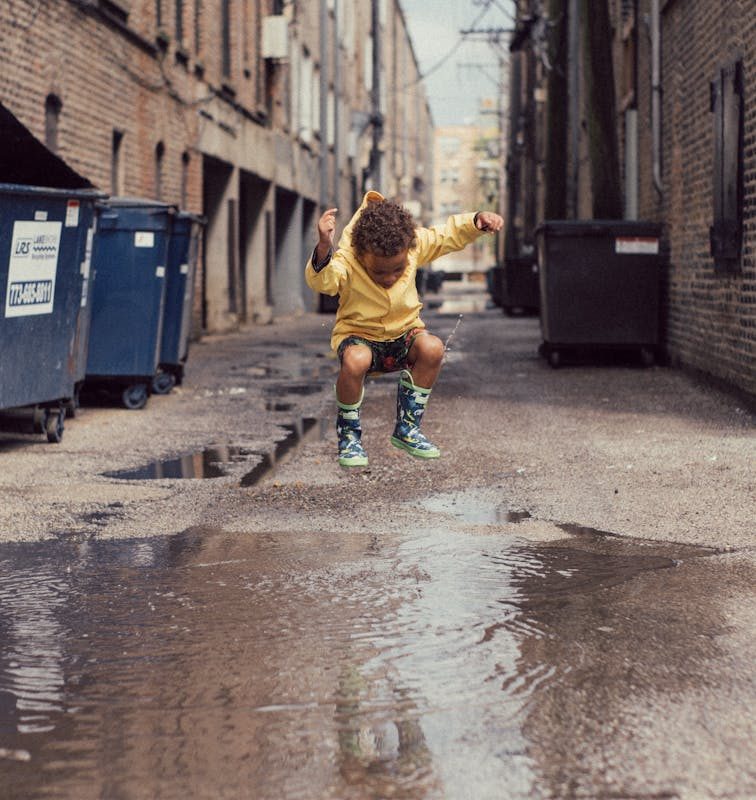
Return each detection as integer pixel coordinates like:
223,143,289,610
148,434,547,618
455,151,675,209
633,0,755,396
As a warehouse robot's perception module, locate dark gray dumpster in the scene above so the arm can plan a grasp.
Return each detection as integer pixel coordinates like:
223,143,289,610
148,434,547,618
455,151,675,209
152,211,205,394
85,199,174,409
535,220,663,367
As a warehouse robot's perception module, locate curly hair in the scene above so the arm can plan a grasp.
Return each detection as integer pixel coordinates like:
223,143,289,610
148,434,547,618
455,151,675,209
351,200,417,257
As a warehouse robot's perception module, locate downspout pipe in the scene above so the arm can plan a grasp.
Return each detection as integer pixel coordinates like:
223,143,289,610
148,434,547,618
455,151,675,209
319,0,329,208
651,0,663,196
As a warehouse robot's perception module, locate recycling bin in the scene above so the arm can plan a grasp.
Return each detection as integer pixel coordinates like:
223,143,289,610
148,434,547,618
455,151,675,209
502,255,539,315
85,198,174,409
0,183,103,441
535,220,663,367
152,211,205,394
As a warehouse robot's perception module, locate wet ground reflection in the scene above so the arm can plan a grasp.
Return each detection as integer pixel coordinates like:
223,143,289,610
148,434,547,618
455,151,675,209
0,525,734,799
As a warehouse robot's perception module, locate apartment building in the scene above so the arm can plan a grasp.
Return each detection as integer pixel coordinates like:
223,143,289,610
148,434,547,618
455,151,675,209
0,0,433,334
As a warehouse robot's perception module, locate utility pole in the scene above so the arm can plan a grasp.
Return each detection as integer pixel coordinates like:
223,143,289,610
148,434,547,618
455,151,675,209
567,0,580,217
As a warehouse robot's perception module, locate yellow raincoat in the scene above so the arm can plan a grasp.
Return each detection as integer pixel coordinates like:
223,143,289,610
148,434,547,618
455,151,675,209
305,191,484,352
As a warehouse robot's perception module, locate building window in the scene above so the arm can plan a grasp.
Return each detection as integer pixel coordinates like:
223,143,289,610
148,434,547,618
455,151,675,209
710,59,744,275
180,151,190,208
111,129,124,195
175,0,184,43
45,94,62,153
155,141,165,201
222,0,231,78
194,0,202,54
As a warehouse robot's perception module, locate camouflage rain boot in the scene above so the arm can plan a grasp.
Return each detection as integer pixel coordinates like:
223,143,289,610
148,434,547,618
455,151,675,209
390,370,440,459
336,388,368,467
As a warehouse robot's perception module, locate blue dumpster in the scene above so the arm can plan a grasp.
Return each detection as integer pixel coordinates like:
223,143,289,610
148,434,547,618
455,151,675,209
152,212,204,394
0,183,102,441
85,198,174,409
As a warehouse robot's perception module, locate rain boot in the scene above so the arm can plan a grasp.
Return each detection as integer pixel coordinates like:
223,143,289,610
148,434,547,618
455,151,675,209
391,370,440,459
336,388,369,467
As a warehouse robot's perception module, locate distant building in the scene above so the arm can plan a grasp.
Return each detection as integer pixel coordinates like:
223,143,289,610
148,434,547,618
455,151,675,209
432,116,499,279
0,1,433,335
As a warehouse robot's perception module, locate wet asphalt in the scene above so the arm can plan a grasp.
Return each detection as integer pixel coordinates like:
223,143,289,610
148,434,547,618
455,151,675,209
0,283,754,799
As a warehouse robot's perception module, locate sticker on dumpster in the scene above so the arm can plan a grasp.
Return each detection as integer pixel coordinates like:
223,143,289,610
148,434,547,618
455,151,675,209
65,200,80,227
156,265,165,278
615,237,659,254
180,263,189,274
34,210,48,221
4,220,61,317
135,231,154,248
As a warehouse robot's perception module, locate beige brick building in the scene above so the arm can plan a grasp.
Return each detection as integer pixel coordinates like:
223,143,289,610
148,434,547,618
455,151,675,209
0,0,433,334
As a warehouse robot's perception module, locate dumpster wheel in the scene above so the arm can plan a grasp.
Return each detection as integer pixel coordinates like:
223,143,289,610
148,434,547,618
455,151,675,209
46,408,65,443
152,370,176,395
122,383,148,410
547,348,561,368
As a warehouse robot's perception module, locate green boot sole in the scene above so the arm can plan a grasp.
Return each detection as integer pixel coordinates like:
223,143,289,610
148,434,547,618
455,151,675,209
339,453,369,467
390,436,440,459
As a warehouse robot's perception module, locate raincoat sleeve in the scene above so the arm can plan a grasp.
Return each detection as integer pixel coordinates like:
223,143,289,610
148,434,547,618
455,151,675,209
413,213,483,265
305,248,349,296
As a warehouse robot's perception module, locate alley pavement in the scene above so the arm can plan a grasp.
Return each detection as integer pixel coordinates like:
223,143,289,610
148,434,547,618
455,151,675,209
1,283,753,551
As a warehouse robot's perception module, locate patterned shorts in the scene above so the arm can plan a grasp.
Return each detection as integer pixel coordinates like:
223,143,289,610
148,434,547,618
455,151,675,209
337,328,426,374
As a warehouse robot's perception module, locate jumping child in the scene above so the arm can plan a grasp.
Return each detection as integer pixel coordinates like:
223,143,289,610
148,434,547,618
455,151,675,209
305,190,503,467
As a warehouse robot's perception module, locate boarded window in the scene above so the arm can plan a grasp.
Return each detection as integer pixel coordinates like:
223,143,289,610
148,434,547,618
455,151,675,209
710,59,744,275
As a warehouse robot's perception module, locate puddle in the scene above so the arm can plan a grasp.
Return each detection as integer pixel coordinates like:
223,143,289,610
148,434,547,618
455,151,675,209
240,417,324,486
103,418,325,483
417,490,532,526
0,523,738,800
104,445,252,480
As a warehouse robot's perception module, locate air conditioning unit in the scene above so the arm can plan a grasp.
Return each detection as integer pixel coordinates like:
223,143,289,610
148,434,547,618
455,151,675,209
262,15,289,60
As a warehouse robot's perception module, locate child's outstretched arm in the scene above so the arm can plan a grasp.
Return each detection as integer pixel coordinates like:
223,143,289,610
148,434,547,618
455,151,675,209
315,207,337,266
414,210,504,264
305,207,347,295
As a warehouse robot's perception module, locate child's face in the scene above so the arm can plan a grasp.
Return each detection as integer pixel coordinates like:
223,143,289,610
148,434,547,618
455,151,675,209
362,249,409,289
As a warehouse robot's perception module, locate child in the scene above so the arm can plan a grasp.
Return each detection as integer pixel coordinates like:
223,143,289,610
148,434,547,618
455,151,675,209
305,190,503,467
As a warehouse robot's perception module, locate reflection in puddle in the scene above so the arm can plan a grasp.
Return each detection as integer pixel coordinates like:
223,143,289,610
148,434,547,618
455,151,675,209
103,418,324,484
104,445,251,480
0,524,713,800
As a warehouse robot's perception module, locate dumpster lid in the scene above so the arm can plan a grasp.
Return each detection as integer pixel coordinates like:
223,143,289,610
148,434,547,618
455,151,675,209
536,219,662,237
105,196,176,210
0,102,95,190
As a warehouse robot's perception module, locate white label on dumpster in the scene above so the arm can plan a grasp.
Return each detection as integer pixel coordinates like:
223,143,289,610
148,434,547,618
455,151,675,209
615,236,659,254
180,262,189,274
156,265,165,278
34,210,48,221
5,220,61,317
65,200,80,227
135,231,154,248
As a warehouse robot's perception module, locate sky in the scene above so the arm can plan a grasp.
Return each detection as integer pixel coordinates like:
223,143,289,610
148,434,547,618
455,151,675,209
399,0,516,127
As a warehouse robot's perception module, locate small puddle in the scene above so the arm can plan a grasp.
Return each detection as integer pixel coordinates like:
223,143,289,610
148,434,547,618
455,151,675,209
104,418,325,484
0,523,731,800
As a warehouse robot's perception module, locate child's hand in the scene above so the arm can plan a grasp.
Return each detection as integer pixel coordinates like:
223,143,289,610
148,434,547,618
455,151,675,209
475,211,504,233
318,207,338,248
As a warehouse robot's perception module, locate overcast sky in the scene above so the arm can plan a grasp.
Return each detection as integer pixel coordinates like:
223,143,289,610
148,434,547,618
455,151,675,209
399,0,515,127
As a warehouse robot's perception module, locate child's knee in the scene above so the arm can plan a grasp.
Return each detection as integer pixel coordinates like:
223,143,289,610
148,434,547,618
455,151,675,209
412,334,445,366
341,344,372,375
